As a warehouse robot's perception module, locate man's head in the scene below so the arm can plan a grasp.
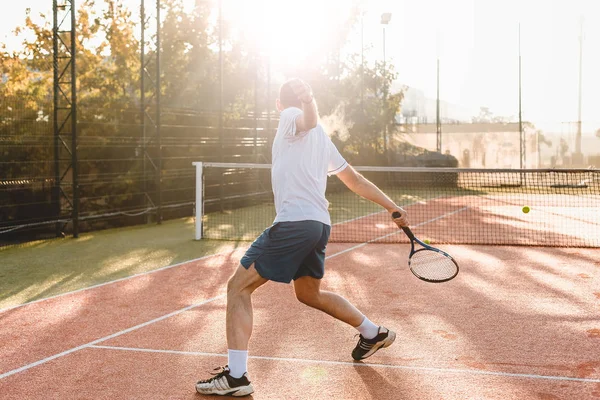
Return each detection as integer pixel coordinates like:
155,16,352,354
276,79,310,111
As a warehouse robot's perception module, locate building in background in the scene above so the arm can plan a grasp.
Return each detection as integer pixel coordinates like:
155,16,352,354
392,85,600,168
396,85,472,125
393,85,531,168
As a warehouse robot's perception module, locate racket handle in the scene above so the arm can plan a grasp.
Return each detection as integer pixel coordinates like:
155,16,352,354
401,226,415,240
391,212,415,239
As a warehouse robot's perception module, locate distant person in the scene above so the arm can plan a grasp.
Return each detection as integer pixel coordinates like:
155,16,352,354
195,78,409,397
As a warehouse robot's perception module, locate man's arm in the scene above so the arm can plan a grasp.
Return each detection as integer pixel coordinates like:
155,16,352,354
289,79,318,132
336,165,409,227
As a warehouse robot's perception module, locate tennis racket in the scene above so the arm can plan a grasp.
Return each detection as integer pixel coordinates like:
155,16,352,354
391,211,459,283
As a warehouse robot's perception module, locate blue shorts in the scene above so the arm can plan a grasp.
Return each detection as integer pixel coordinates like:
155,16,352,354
240,220,331,283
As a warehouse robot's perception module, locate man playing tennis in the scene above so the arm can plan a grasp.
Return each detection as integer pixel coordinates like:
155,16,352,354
196,78,409,397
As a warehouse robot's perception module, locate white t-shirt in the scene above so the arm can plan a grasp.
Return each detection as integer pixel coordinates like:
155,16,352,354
271,107,348,225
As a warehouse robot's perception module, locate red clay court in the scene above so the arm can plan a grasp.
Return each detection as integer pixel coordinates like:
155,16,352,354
1,237,599,399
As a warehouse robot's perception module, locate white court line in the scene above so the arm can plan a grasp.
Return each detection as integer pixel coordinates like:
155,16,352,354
0,239,394,380
370,206,470,243
0,205,465,379
0,295,227,380
327,207,469,260
0,253,224,314
89,345,600,384
331,195,444,227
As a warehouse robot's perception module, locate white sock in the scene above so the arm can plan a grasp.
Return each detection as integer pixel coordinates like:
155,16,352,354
356,316,380,339
228,349,248,379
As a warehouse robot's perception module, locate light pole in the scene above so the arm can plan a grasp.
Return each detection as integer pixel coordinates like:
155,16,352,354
436,57,441,153
574,16,584,166
436,29,442,153
360,12,364,106
381,12,391,162
518,23,524,169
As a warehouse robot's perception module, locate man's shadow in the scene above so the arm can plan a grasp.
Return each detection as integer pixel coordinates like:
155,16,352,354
354,363,408,400
196,395,254,400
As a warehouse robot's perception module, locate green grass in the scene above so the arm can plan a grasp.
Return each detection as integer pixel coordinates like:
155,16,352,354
0,218,248,311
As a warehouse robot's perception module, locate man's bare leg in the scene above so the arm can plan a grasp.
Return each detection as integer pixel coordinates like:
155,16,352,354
293,275,364,326
195,263,267,396
225,263,267,380
293,275,395,360
226,263,268,351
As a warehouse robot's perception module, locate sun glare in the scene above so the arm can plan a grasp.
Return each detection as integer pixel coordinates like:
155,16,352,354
224,0,354,69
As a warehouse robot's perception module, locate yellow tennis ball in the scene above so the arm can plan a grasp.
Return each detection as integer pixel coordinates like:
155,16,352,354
522,206,530,214
424,239,431,244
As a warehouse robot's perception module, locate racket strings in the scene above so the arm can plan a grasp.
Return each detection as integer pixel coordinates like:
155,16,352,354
409,250,458,281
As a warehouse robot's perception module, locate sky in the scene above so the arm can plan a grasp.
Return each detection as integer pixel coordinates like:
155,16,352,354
2,0,599,134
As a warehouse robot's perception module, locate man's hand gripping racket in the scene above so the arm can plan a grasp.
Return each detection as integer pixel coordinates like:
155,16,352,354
392,211,459,283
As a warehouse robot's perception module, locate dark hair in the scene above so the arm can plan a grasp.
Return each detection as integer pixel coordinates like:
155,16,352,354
279,79,303,109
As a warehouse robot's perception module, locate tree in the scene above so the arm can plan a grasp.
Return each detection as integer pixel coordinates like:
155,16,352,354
160,0,218,111
0,5,103,181
1,0,415,236
559,138,569,160
538,132,553,147
306,53,405,165
471,106,511,123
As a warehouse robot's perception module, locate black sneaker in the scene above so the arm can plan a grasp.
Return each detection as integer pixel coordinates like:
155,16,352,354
351,327,396,361
195,365,254,397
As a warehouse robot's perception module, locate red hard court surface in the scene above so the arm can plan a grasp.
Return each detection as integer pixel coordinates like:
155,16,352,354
1,243,600,400
330,196,600,247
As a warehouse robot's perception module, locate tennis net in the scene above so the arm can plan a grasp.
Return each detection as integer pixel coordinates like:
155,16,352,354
193,162,600,247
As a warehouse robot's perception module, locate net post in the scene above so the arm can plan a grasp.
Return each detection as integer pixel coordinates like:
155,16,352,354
194,162,204,240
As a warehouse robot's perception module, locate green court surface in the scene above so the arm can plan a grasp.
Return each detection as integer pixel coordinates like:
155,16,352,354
0,218,245,311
